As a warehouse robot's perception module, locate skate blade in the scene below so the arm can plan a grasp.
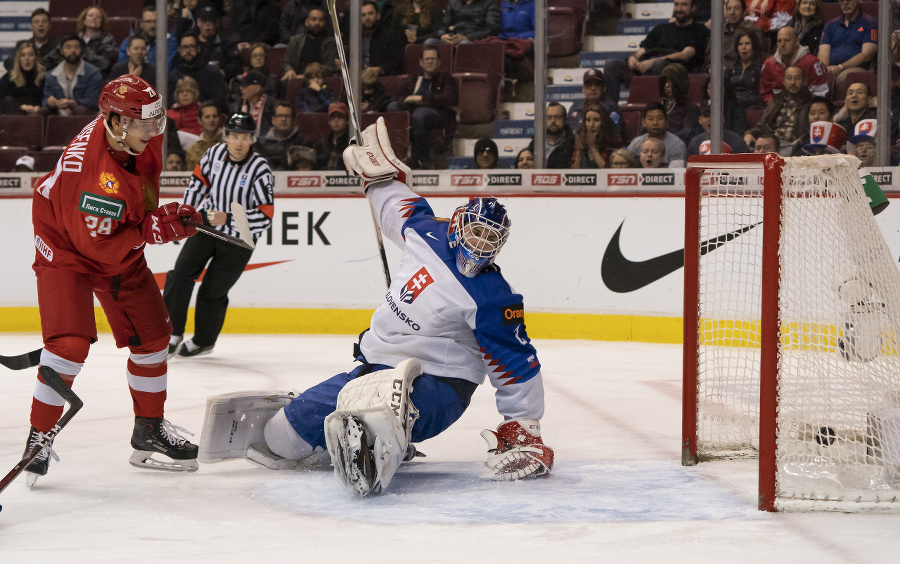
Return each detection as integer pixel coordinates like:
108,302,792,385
25,472,40,488
129,450,199,473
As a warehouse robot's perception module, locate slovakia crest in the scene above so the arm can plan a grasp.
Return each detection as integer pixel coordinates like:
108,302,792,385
812,125,825,143
398,266,434,304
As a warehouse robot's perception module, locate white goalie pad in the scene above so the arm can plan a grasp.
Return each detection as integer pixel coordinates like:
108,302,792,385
324,358,422,496
198,390,297,463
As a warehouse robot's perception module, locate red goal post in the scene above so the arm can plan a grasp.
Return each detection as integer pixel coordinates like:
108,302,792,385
683,153,900,512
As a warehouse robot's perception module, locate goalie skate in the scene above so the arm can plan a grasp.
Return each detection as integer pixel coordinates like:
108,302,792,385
326,413,377,497
129,417,199,473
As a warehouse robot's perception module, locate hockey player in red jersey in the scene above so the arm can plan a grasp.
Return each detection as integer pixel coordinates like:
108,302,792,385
26,75,203,485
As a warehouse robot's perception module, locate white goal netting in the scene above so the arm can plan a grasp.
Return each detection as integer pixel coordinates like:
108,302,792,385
690,154,900,509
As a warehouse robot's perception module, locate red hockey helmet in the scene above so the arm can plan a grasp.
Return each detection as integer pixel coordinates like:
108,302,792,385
99,75,164,122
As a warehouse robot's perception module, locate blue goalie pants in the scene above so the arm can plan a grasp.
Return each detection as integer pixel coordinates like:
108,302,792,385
283,362,478,450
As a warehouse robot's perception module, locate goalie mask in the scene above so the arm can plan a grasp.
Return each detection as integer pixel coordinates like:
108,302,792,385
448,197,510,277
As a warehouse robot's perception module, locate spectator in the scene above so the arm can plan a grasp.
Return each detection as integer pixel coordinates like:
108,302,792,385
4,8,57,72
494,0,535,82
790,0,825,56
567,69,624,144
173,0,203,39
626,102,688,168
527,102,576,169
295,63,336,113
361,0,406,76
725,30,764,110
228,0,282,50
801,120,845,154
790,95,834,155
639,137,667,168
390,0,443,45
754,130,780,153
166,151,187,171
604,0,709,104
287,145,318,170
168,76,202,136
169,33,229,111
609,148,639,168
386,45,458,169
283,8,339,79
700,77,745,135
196,6,242,82
117,6,178,68
76,6,116,77
280,0,326,45
42,35,103,116
230,70,277,138
427,0,501,46
185,102,224,170
316,102,351,170
703,0,763,73
472,138,499,169
572,105,615,169
849,119,876,168
659,63,700,144
14,155,35,172
759,65,812,154
835,81,876,138
360,67,393,113
108,36,156,88
515,147,534,169
688,102,751,156
744,0,795,33
760,25,828,104
231,43,279,104
0,42,45,115
818,0,877,91
259,101,314,171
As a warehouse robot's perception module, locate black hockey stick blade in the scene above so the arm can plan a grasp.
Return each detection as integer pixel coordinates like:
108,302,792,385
0,366,83,495
0,348,42,370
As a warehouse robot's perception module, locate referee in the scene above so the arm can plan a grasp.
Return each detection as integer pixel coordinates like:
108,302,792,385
164,113,275,357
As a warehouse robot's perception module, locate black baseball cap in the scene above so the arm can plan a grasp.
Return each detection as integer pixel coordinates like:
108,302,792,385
197,6,219,22
474,138,498,156
239,70,265,86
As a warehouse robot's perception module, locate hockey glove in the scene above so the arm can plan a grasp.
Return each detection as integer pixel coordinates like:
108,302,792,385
343,116,411,191
481,419,554,481
141,202,200,244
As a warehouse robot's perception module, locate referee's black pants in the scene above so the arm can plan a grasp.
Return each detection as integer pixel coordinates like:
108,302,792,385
163,233,254,348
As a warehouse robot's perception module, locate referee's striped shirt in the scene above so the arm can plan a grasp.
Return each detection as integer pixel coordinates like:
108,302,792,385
186,143,275,241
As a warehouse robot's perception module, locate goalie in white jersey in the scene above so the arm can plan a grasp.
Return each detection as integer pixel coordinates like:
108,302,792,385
199,118,553,496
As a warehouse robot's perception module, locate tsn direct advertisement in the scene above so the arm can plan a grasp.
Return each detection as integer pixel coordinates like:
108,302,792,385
1,169,899,331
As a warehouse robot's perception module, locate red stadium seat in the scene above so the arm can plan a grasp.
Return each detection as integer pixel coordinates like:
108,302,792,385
404,43,453,76
48,0,93,19
379,75,409,99
622,75,660,113
835,71,877,101
0,115,45,150
26,150,63,172
294,112,331,144
284,77,305,106
548,7,586,57
107,18,137,45
44,115,97,150
623,110,642,142
454,72,497,124
52,18,78,39
688,74,709,102
453,42,504,76
267,46,287,77
744,107,765,131
361,111,409,160
0,149,26,172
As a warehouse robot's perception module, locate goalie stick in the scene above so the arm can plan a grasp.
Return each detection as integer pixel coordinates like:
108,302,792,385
326,0,392,287
0,348,41,371
0,366,83,495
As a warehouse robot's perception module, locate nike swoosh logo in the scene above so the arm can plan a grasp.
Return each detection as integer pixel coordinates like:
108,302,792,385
426,231,439,241
601,220,760,293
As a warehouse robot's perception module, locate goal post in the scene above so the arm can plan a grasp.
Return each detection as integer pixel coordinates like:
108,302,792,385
683,153,900,512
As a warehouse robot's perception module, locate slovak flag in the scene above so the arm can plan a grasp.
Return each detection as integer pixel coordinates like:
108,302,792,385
812,125,825,143
398,266,434,304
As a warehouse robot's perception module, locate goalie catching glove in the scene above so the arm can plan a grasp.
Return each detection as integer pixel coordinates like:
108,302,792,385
141,202,200,244
342,116,411,190
481,419,554,480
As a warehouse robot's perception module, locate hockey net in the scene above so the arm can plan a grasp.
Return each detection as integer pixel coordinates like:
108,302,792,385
683,153,900,511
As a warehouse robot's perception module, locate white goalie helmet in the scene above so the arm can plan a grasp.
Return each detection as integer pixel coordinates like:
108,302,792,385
448,197,511,277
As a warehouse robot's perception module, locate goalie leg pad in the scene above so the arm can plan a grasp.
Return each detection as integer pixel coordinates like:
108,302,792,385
198,391,296,463
324,358,422,496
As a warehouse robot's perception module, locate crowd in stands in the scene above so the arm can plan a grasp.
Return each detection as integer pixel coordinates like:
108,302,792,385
0,0,896,173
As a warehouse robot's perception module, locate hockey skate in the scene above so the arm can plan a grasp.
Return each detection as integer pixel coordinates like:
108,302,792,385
178,339,213,358
129,416,200,472
23,426,59,487
168,335,183,357
329,414,378,496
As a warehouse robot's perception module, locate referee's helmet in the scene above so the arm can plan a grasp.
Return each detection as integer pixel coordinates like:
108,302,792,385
225,113,257,135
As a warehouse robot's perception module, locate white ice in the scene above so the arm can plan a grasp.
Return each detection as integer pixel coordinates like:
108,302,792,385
1,334,899,562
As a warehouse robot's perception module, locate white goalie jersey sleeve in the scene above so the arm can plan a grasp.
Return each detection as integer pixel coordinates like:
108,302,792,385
362,180,545,420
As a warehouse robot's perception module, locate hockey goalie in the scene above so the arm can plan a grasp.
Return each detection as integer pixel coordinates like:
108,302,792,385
199,118,553,496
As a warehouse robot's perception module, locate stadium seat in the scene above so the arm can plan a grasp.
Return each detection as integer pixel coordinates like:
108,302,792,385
26,150,63,172
835,71,877,101
324,76,345,98
453,42,504,77
623,110,642,142
294,112,331,144
823,1,878,22
267,46,287,77
44,115,96,150
688,74,709,102
284,77,305,105
548,0,589,18
621,75,660,113
404,43,453,76
0,115,45,150
547,7,586,57
454,72,497,124
52,18,78,39
98,0,146,19
49,0,93,19
361,111,410,160
379,75,409,99
0,149,26,172
744,107,765,131
108,18,137,45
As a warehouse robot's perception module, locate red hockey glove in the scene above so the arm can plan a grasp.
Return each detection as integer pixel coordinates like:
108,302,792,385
480,419,554,481
141,203,200,244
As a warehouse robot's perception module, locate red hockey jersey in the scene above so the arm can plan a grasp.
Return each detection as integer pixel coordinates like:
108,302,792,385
32,116,164,276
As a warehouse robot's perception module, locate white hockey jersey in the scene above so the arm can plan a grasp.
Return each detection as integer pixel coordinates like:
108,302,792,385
360,181,544,420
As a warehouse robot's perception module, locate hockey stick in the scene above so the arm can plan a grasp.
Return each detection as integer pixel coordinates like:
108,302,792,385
0,348,42,371
181,203,255,250
0,366,83,495
326,0,392,287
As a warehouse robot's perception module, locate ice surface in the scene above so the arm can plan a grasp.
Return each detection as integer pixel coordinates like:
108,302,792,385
1,334,899,562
